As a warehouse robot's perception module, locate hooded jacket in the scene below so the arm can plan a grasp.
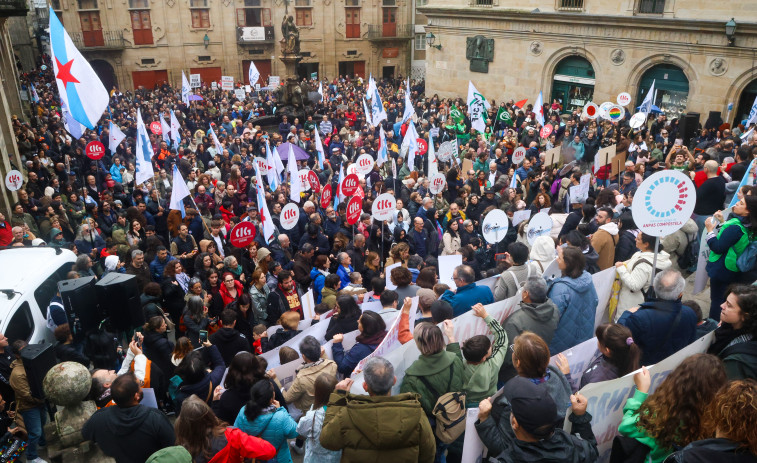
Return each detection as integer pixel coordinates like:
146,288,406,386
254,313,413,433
591,222,619,270
615,250,672,320
500,299,560,383
310,267,328,303
233,407,298,463
283,359,338,413
82,404,176,463
319,391,435,463
196,427,276,463
548,271,599,354
530,236,556,270
209,327,250,366
400,347,467,416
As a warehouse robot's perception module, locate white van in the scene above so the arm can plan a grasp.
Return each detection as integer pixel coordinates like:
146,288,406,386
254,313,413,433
0,247,76,345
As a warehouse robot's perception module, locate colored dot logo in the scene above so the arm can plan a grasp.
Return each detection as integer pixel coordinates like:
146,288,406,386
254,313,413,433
644,175,689,218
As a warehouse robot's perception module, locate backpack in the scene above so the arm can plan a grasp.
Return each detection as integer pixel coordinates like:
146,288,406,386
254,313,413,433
418,368,467,443
736,241,757,273
676,230,698,271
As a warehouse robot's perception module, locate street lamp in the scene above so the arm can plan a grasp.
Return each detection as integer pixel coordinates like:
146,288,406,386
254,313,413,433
203,34,210,48
726,18,736,47
425,31,442,50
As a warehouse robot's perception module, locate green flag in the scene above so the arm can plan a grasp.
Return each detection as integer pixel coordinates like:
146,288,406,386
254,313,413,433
495,107,512,124
450,105,464,124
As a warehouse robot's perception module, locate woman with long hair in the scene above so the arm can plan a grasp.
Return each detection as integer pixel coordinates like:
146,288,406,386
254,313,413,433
385,242,410,268
619,354,728,463
614,232,672,321
162,260,189,322
331,310,387,376
233,381,298,463
182,295,210,346
361,252,381,293
441,219,461,256
126,219,145,247
296,374,342,462
415,267,438,290
529,192,551,215
614,211,638,263
142,315,176,379
175,395,275,463
171,336,193,367
708,284,757,380
249,269,270,324
325,295,362,341
557,323,641,392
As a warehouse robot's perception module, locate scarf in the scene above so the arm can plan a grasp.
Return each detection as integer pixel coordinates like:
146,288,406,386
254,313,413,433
356,329,388,346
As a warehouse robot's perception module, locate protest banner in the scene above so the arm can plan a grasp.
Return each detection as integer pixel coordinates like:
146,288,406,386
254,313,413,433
189,74,201,88
353,297,418,375
549,336,599,391
461,408,486,463
259,310,333,368
385,262,401,290
221,76,234,90
322,330,360,360
301,289,316,320
439,255,463,288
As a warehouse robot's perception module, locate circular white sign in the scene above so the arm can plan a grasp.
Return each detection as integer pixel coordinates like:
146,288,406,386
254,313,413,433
632,170,696,237
482,209,509,244
346,164,358,176
4,170,23,191
512,146,527,165
356,154,374,176
526,212,553,245
617,92,632,107
599,102,614,120
371,193,396,221
429,173,447,195
280,203,300,230
437,141,453,162
608,105,625,122
583,102,599,120
630,112,647,129
298,169,311,191
255,157,267,173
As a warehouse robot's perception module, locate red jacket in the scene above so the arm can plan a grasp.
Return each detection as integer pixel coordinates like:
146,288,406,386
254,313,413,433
208,427,276,463
219,280,244,307
0,222,12,246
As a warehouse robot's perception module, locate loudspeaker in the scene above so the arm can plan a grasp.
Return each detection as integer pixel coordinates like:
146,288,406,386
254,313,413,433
704,111,723,130
58,276,102,339
96,273,143,331
20,343,57,400
680,112,700,147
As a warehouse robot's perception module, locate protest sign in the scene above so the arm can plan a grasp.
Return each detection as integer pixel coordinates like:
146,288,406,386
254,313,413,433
189,74,201,88
610,152,626,177
512,209,531,227
526,212,552,245
385,263,401,290
584,102,599,119
4,170,23,191
301,289,316,320
229,221,256,248
482,209,509,244
280,203,299,230
632,170,695,237
512,147,526,165
356,154,374,176
544,146,561,166
353,297,418,375
594,144,615,174
429,173,446,195
541,258,561,280
371,193,396,221
439,255,463,288
234,88,245,100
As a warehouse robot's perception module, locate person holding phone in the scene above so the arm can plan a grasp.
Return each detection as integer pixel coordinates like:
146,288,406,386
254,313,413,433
665,144,695,173
182,296,211,347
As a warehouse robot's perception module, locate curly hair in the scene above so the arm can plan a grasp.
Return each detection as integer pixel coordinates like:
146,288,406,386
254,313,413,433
636,354,727,450
701,379,757,455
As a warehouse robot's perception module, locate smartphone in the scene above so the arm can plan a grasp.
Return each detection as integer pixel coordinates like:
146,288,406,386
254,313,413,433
199,330,208,343
132,333,140,347
674,138,683,147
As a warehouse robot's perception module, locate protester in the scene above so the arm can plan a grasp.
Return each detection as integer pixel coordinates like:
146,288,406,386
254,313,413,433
332,310,387,376
440,265,494,317
708,284,757,380
614,232,672,320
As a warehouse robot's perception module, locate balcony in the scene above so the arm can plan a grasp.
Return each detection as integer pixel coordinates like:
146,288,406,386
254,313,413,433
69,30,125,50
0,0,27,17
366,24,413,41
237,26,275,44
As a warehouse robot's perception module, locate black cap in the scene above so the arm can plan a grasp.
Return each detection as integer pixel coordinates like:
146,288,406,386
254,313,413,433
503,376,557,438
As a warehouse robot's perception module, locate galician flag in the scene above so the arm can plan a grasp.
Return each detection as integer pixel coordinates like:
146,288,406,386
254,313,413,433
510,172,518,189
534,91,545,127
639,79,656,116
248,61,260,86
135,108,155,185
371,87,388,125
287,143,303,202
61,100,85,139
428,132,438,177
467,81,490,134
401,78,414,124
255,162,275,245
170,110,181,148
108,120,126,154
377,125,388,167
363,97,373,126
181,71,191,106
313,126,325,170
265,139,279,192
367,75,377,100
495,106,512,125
170,164,191,218
160,116,171,145
209,125,224,155
730,157,757,207
49,7,108,129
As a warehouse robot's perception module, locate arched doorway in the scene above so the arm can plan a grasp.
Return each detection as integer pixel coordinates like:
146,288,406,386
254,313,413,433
636,64,689,120
551,56,595,114
91,59,118,92
735,78,757,127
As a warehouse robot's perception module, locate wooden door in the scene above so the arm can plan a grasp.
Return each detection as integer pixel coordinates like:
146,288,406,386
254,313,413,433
79,11,104,47
382,8,395,37
345,8,360,38
353,61,365,78
190,67,223,87
243,60,271,87
132,70,168,89
131,10,153,45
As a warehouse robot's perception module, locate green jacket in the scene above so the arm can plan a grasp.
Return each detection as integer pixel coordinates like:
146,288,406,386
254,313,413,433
400,347,466,416
321,287,337,310
618,389,671,463
452,315,508,404
320,391,435,463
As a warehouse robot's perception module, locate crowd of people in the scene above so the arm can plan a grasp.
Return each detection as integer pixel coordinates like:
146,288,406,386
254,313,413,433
1,52,757,463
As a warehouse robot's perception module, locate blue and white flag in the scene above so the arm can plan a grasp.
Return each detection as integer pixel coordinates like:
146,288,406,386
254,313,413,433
313,126,325,170
108,120,125,154
403,120,419,172
401,78,414,124
534,91,545,128
371,87,387,125
30,84,40,103
510,172,518,189
730,158,757,208
209,125,224,155
363,97,373,127
161,117,171,145
49,7,108,129
428,132,437,177
181,71,191,106
135,108,155,185
317,82,324,103
377,125,388,167
335,165,344,209
639,79,656,115
170,164,191,218
170,110,181,149
248,61,260,86
367,75,377,100
265,139,279,191
61,100,85,139
255,162,275,244
746,96,757,128
288,144,303,202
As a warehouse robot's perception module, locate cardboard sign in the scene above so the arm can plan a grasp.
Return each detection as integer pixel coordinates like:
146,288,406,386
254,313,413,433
632,170,696,237
229,221,256,248
482,209,509,244
544,146,561,166
593,145,616,174
221,76,234,91
610,152,626,177
372,193,396,221
320,184,332,209
512,209,531,227
234,88,245,100
346,196,362,225
189,74,201,88
280,203,300,230
512,146,526,165
462,159,473,176
5,170,23,191
429,173,446,194
356,154,374,176
86,140,105,160
341,173,360,196
149,121,162,134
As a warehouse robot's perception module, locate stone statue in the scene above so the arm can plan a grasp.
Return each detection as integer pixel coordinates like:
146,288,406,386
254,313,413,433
281,15,300,55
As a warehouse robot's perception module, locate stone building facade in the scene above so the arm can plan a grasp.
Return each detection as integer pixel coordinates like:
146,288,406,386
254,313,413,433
420,0,757,125
42,0,416,91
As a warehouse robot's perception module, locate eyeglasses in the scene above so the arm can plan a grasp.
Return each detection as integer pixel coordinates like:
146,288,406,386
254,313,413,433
224,278,234,283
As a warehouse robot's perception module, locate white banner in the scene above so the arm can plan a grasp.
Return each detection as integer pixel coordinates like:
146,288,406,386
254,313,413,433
260,310,333,369
439,255,463,288
221,76,234,91
353,298,417,375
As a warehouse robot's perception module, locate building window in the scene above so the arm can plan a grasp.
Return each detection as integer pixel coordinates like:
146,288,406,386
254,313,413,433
474,0,492,6
77,0,98,9
345,0,360,5
295,0,312,27
191,9,210,28
128,0,148,8
345,7,360,38
236,3,272,27
382,0,395,6
414,33,425,50
416,0,427,5
637,0,665,13
556,0,583,9
131,10,153,45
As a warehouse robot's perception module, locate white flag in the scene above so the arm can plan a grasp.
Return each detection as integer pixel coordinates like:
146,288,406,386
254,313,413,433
367,75,377,100
170,164,191,217
135,108,155,185
428,132,438,177
181,71,191,106
160,116,171,145
404,121,419,172
255,162,275,244
313,127,325,170
363,97,373,127
318,82,324,102
371,87,388,125
401,78,414,124
288,144,303,202
534,91,545,127
209,125,224,155
639,79,656,115
467,81,490,134
248,61,260,86
265,139,279,191
170,110,181,148
108,120,125,154
746,95,757,128
273,143,285,174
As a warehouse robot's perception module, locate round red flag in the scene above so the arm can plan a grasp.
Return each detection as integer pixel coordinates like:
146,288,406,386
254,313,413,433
346,196,362,225
341,173,360,196
308,171,321,192
320,184,333,209
86,141,106,160
229,221,256,248
150,121,162,135
416,138,428,155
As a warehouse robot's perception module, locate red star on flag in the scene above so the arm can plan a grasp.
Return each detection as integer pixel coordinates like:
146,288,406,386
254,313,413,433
55,57,80,88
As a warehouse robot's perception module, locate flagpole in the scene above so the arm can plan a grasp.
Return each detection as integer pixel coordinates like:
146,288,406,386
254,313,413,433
188,194,214,237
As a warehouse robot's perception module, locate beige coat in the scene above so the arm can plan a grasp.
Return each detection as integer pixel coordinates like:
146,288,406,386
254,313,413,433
283,359,338,413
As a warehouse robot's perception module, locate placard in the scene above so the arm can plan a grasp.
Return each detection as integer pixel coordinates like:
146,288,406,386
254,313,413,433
280,203,300,230
526,211,553,245
416,138,428,155
610,152,626,177
356,154,374,176
301,289,316,320
298,169,311,192
439,255,463,288
189,74,201,88
583,102,599,120
234,88,245,100
221,76,234,91
5,170,23,191
482,209,509,244
608,104,625,122
346,196,362,225
544,146,561,166
371,193,396,221
512,146,526,165
229,221,256,248
632,170,696,237
512,209,531,227
593,144,615,174
255,157,267,173
598,101,614,120
211,81,218,90
437,141,454,162
617,92,632,106
630,111,647,129
149,121,162,135
385,263,401,290
341,173,360,196
569,173,591,204
269,76,280,87
86,140,105,160
429,173,446,195
320,184,332,209
307,171,321,192
540,124,553,138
